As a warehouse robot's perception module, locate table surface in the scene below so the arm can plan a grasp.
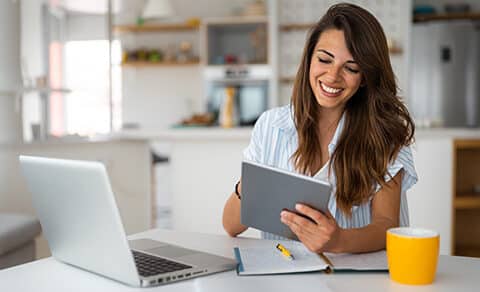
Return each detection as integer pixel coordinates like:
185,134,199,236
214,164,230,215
1,229,479,292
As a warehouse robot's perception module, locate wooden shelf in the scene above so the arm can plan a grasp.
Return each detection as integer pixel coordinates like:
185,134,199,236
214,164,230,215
280,23,315,31
414,12,480,23
204,15,268,25
113,23,200,33
455,139,480,150
455,195,480,209
121,60,200,67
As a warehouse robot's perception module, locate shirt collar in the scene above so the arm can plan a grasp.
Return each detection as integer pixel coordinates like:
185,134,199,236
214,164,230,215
271,105,296,135
270,105,346,152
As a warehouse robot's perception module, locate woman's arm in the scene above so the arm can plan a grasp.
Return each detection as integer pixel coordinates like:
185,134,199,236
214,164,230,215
281,170,403,253
222,181,248,237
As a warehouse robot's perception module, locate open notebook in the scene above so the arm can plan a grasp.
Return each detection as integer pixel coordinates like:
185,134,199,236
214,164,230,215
234,241,388,275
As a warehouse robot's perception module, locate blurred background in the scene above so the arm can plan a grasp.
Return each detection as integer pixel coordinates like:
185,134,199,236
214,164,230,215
1,0,480,269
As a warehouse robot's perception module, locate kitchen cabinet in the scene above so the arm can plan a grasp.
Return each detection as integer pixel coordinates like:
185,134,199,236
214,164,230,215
121,60,199,67
407,136,453,255
114,21,201,67
156,128,261,239
203,16,268,65
114,23,200,33
408,133,480,256
149,129,480,255
453,140,480,257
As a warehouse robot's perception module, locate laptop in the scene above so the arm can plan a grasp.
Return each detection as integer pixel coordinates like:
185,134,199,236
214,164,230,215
19,155,236,287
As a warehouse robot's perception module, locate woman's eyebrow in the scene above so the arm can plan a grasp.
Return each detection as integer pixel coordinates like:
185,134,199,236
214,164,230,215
317,49,357,64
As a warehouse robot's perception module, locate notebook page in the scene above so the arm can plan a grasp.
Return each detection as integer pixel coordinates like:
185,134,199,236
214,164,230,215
237,241,328,274
326,250,388,271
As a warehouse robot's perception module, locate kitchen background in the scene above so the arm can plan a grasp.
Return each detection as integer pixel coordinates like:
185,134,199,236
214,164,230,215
1,0,480,261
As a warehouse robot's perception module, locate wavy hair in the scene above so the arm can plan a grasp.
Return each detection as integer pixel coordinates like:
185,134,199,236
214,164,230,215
290,3,415,215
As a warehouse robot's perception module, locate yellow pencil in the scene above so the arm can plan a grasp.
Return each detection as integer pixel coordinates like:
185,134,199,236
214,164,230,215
276,243,294,260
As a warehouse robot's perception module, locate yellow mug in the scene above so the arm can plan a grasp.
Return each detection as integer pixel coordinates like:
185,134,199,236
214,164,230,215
386,227,440,285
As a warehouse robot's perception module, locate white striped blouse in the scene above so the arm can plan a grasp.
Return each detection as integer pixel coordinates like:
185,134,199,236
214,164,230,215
243,105,418,240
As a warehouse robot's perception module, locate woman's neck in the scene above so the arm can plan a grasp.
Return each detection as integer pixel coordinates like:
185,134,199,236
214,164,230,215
317,107,343,137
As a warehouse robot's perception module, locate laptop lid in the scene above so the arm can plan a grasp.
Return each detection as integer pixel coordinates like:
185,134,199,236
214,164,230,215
19,155,140,287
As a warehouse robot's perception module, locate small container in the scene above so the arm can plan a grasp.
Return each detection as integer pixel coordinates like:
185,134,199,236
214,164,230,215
219,87,238,128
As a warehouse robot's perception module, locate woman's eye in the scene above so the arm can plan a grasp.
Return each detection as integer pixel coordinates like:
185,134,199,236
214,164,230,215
345,66,360,74
317,57,330,64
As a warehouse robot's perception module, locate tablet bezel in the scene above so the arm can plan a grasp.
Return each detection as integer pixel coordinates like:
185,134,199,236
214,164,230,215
240,160,332,240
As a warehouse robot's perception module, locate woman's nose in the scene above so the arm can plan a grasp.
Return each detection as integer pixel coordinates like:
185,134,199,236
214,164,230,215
324,65,342,82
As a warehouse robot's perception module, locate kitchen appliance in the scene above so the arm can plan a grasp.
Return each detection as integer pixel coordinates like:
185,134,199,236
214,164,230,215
205,66,269,126
410,21,480,127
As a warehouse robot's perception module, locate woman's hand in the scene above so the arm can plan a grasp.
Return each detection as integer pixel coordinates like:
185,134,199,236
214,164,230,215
281,204,342,253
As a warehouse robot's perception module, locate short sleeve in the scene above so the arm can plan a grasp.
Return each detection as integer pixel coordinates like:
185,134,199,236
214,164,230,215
243,111,268,163
380,145,418,193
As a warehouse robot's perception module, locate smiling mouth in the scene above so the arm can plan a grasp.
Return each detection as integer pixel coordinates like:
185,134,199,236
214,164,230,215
320,82,343,95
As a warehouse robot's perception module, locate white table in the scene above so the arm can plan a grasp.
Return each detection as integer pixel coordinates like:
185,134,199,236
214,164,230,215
1,229,479,291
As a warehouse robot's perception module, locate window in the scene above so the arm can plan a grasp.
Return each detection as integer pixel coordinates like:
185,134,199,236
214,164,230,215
57,39,121,136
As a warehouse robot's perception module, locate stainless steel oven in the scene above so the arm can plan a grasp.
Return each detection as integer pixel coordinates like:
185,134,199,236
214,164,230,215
205,65,269,126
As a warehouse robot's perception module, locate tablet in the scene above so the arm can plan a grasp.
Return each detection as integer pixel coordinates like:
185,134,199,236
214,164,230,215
240,160,332,240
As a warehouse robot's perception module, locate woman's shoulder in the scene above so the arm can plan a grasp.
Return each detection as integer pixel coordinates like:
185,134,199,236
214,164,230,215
394,145,416,170
257,104,294,129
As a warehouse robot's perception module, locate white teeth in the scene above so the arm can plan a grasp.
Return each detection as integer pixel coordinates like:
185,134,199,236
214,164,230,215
320,82,342,94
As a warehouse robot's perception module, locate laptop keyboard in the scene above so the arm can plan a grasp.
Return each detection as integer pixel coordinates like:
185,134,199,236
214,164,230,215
132,250,193,277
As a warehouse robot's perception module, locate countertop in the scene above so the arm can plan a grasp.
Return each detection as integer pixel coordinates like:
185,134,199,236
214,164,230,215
113,126,480,141
8,126,480,147
110,126,254,141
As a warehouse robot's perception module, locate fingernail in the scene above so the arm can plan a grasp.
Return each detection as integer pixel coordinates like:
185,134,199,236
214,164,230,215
296,204,302,210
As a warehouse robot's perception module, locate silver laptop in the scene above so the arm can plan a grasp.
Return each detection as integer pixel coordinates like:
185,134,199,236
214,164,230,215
19,155,236,287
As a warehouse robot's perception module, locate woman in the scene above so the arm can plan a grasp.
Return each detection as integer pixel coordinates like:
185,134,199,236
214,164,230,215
222,3,417,254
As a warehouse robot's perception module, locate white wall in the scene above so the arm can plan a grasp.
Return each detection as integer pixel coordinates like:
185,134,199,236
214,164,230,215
115,0,257,24
121,66,204,129
0,0,22,144
66,14,108,41
20,0,46,81
20,0,47,142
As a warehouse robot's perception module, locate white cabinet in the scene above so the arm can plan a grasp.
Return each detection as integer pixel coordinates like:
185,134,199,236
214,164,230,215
165,130,480,253
408,137,453,255
165,128,260,238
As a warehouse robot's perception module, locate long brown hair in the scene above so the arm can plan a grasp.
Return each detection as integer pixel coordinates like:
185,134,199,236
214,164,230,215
291,3,414,215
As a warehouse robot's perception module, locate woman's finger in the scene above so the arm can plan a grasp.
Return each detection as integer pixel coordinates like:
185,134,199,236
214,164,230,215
281,210,318,237
295,204,330,226
281,210,317,230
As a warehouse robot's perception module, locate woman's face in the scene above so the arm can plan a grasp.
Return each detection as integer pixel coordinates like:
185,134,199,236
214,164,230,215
309,29,362,115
